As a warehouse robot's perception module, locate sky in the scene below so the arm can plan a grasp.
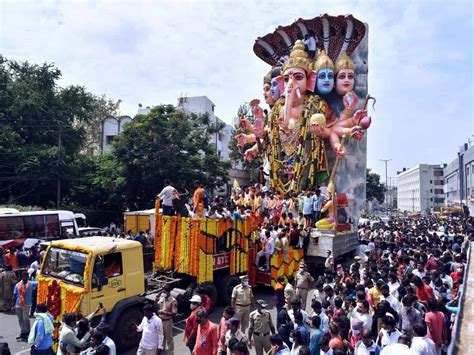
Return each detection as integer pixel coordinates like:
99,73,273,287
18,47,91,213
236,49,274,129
1,0,473,180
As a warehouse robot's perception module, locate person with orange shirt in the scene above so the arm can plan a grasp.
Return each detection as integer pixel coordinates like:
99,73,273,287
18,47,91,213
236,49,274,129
194,309,218,355
193,181,205,218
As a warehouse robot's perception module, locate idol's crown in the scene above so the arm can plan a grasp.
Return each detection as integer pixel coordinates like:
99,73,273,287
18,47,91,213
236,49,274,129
335,51,355,73
283,40,311,73
313,50,335,72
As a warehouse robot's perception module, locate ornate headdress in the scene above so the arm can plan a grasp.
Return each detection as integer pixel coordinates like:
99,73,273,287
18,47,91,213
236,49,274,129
335,51,355,73
263,65,283,85
313,50,335,72
282,40,311,73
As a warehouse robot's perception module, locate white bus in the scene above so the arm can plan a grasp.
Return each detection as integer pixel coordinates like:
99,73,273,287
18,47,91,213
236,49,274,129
0,209,80,248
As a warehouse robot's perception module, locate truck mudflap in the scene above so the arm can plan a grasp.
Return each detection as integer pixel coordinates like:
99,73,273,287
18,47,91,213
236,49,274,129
106,295,147,331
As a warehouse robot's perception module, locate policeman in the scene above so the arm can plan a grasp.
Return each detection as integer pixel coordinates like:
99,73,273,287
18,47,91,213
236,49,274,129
295,262,314,310
231,275,254,332
155,284,177,354
248,299,275,355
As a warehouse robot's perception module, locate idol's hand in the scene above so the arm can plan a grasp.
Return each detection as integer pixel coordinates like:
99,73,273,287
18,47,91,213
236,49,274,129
349,126,365,141
253,118,265,138
310,123,324,137
343,91,359,110
240,118,254,132
235,133,248,147
251,103,264,120
244,147,257,162
353,109,367,126
334,143,346,157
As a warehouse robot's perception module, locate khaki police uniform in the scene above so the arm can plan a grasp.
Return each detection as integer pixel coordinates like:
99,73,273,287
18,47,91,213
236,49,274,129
295,270,314,310
231,284,253,331
249,309,274,355
157,295,177,354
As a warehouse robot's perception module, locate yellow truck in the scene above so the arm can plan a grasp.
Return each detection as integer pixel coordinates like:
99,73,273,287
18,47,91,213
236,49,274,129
37,237,149,350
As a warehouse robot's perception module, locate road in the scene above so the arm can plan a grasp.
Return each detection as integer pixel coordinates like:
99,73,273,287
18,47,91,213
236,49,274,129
0,286,286,355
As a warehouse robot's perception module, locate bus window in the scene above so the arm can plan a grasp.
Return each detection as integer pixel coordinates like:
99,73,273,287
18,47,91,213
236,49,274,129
24,215,46,238
45,215,60,238
0,216,24,240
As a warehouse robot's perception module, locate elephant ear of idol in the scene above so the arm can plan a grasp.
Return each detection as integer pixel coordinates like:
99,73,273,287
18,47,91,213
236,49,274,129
253,14,366,66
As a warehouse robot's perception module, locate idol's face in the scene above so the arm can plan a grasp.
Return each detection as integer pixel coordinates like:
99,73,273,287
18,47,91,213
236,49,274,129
336,68,355,95
316,68,334,95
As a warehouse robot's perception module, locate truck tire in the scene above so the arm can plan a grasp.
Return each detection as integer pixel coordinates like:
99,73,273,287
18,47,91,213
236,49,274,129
112,306,143,351
201,281,218,312
217,275,240,306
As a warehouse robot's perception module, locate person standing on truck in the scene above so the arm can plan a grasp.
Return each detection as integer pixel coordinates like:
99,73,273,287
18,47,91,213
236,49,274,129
136,304,164,355
156,284,177,354
158,179,177,216
184,295,203,353
231,275,254,332
294,263,314,310
248,299,275,355
194,309,218,355
193,180,205,218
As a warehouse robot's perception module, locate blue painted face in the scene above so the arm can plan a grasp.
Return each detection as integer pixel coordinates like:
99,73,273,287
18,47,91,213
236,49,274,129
316,68,334,95
270,77,281,100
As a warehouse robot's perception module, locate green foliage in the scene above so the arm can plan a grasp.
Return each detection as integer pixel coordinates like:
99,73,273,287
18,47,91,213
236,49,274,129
0,56,115,207
366,169,386,203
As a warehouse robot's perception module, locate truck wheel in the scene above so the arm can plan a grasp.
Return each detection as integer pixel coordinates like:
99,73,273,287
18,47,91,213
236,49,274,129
217,275,240,306
112,306,143,351
201,281,218,312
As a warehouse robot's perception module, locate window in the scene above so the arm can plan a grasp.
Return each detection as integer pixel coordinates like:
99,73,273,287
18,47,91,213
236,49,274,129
43,247,88,286
104,252,123,278
434,189,444,194
430,189,433,193
23,216,45,238
0,216,23,240
106,135,116,145
430,180,433,184
434,197,444,203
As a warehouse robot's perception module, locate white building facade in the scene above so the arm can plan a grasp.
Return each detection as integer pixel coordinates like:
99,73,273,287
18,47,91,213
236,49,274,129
444,142,474,215
101,115,133,153
176,96,249,190
397,164,445,212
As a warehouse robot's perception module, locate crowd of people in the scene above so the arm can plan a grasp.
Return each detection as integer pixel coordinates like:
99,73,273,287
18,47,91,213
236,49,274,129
2,179,473,355
177,213,473,355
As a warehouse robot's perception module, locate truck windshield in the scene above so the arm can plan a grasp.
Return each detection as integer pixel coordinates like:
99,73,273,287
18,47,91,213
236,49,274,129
42,247,89,286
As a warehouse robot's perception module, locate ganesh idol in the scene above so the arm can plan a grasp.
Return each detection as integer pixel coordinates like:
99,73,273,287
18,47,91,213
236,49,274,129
242,40,332,194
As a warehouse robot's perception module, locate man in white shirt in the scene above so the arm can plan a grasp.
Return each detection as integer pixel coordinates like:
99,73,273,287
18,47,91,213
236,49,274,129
351,300,373,333
157,179,176,216
381,284,401,313
95,323,117,355
136,304,164,355
410,322,436,355
255,230,274,272
354,329,381,355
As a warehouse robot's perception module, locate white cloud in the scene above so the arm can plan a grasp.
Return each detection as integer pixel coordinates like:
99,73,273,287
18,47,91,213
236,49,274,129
0,0,472,179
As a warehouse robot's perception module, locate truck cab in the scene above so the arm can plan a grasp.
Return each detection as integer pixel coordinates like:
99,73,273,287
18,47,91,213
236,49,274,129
38,237,147,350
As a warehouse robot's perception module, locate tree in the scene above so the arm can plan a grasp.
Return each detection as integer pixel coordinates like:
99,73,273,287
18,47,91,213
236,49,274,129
111,105,230,210
0,56,115,207
366,169,386,203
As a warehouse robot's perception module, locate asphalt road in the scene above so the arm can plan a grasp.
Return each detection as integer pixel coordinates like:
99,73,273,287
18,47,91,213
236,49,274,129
0,286,284,355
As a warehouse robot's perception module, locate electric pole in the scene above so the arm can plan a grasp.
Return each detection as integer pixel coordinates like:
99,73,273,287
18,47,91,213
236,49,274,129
57,128,62,209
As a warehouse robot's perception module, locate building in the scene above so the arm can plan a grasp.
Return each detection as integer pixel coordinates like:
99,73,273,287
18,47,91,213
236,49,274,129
100,115,133,153
176,96,249,191
397,164,445,212
384,185,397,210
444,142,474,215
